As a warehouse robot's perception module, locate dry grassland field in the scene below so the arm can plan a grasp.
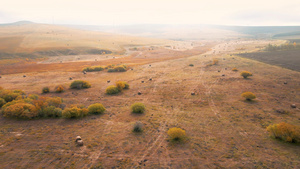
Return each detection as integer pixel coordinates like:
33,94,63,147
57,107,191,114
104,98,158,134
0,24,299,169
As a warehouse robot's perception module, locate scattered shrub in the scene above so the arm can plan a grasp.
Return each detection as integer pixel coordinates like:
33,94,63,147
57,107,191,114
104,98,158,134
131,103,145,114
2,103,38,119
0,89,21,102
167,127,186,141
232,68,238,71
0,98,6,108
83,66,104,72
40,106,62,118
189,64,194,67
133,121,143,132
267,122,300,143
116,81,125,91
206,59,219,66
88,103,106,114
62,106,88,118
107,65,127,72
241,92,256,101
105,85,120,95
70,80,91,89
240,71,252,78
55,85,65,93
42,87,50,93
114,66,127,72
28,94,39,100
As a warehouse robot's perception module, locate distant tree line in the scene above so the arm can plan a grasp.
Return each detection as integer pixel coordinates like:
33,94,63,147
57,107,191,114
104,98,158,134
264,42,300,51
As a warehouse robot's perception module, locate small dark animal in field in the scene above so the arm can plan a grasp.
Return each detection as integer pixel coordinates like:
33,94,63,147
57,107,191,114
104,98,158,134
107,80,110,83
141,81,144,83
284,82,288,84
191,92,195,95
149,65,151,67
291,104,297,108
23,75,26,77
83,71,86,74
69,77,73,80
138,91,142,95
149,78,152,81
222,74,225,76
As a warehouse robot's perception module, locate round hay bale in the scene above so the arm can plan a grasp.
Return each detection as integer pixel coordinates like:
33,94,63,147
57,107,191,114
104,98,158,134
23,75,26,77
291,104,296,108
69,77,73,80
107,80,110,83
149,78,152,81
141,81,144,83
138,91,142,95
284,82,288,84
76,140,84,146
191,92,195,95
222,74,225,76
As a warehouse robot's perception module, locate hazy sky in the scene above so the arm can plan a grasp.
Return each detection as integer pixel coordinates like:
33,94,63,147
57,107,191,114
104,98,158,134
1,0,300,26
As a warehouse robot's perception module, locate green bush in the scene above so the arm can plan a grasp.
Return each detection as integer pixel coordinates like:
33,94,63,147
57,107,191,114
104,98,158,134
88,103,106,114
267,122,300,143
114,66,126,72
0,90,21,102
42,87,50,93
116,81,129,91
2,103,38,119
167,127,186,141
70,80,91,89
62,106,88,118
83,66,104,72
241,92,256,101
131,103,145,114
0,98,6,108
107,68,116,72
105,85,120,95
240,71,252,78
28,94,39,100
40,106,62,118
133,121,143,132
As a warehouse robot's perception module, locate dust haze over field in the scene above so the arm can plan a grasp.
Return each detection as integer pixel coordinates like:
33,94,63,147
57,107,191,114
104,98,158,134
0,0,300,168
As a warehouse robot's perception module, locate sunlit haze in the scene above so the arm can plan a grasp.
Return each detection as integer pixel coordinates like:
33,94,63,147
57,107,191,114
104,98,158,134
1,0,300,26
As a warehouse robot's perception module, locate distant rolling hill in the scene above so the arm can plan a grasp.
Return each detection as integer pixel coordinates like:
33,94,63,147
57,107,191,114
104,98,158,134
0,21,173,59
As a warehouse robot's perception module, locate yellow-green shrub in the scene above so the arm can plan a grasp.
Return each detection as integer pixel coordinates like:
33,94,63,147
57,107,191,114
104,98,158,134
232,68,238,71
88,103,105,114
131,103,145,114
241,92,256,101
0,98,6,108
62,106,88,118
40,106,62,118
0,90,21,102
70,80,91,89
2,103,38,119
42,87,50,93
105,85,120,95
167,127,186,141
240,71,252,78
55,85,65,93
267,122,300,143
83,66,104,72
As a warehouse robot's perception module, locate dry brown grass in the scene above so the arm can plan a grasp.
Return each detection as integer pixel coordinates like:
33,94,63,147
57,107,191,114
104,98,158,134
0,40,299,168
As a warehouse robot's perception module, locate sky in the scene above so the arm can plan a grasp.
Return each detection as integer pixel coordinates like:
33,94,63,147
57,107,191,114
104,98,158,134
1,0,300,26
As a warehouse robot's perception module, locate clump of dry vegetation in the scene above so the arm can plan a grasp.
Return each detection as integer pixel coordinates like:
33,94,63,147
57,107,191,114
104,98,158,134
83,66,104,72
55,85,65,93
0,89,25,102
62,106,88,118
42,87,50,93
70,80,91,89
0,98,6,108
240,71,252,78
116,81,129,91
105,85,119,95
167,127,186,141
133,121,143,132
131,103,145,114
206,59,219,66
232,68,238,71
106,64,127,72
267,122,300,143
241,92,256,101
88,103,106,114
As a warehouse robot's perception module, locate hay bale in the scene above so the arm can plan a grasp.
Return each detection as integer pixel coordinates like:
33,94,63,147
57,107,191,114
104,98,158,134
138,91,142,95
69,77,73,80
23,75,26,77
191,92,195,95
107,80,110,83
222,74,225,76
76,140,84,146
149,78,152,81
291,104,297,108
141,81,144,83
83,71,87,74
284,82,288,84
149,65,151,67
